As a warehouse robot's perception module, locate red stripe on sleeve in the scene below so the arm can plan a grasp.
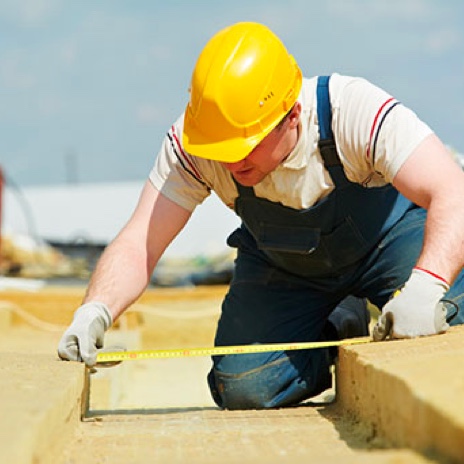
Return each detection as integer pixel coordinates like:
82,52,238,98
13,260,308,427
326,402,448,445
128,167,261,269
171,126,203,180
366,97,395,160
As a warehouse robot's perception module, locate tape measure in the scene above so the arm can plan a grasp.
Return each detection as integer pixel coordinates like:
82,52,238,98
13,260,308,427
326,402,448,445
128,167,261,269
96,336,371,365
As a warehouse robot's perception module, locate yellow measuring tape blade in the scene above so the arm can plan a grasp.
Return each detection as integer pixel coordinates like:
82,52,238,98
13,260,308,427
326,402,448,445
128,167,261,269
96,337,371,363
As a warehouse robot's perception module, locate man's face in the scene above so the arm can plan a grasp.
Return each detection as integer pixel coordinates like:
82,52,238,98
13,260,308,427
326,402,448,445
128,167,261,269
220,103,300,186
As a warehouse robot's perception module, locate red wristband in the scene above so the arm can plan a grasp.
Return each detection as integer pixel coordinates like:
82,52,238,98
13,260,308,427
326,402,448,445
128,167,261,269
413,266,449,286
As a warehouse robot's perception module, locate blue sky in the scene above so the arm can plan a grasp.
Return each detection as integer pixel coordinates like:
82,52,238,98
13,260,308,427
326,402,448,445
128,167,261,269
1,0,464,187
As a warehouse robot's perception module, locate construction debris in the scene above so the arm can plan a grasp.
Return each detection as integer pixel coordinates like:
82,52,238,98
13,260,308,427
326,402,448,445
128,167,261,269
0,233,90,279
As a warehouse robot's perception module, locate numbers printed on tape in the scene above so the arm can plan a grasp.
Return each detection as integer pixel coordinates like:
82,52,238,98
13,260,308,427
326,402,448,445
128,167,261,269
96,337,371,364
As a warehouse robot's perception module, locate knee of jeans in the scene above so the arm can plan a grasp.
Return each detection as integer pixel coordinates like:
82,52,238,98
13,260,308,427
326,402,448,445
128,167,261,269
207,352,332,410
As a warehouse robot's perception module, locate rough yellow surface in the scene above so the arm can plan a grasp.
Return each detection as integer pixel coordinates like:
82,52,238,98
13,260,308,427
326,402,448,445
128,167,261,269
337,326,464,462
0,285,461,463
0,353,84,464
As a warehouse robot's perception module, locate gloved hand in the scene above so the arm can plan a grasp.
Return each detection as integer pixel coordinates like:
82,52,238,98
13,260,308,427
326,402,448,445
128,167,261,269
373,268,449,341
57,302,113,366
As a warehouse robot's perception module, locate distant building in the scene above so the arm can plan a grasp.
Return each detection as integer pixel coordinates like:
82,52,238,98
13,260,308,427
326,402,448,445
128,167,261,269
2,180,240,259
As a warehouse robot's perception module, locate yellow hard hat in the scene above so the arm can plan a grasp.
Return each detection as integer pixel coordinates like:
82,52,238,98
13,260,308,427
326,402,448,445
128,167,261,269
182,22,302,162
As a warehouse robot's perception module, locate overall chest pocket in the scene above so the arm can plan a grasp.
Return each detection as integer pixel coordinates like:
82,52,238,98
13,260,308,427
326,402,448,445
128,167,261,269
256,217,370,277
258,223,320,254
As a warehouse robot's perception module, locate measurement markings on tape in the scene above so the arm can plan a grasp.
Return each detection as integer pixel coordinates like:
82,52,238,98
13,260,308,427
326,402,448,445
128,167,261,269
96,337,371,364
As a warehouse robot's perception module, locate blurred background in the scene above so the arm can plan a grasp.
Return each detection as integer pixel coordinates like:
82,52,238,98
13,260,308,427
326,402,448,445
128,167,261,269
1,0,463,285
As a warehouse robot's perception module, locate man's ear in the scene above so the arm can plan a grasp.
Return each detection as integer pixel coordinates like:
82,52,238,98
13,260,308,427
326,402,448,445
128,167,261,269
289,102,302,128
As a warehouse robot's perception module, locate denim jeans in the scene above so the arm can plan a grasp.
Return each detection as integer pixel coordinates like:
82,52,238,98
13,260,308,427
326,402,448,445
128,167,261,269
207,207,464,409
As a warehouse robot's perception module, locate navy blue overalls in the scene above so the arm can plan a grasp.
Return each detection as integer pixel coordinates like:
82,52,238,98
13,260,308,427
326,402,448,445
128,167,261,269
207,76,464,410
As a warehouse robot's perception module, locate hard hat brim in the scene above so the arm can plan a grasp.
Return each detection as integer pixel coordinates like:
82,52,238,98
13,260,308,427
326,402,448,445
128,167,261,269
182,109,273,163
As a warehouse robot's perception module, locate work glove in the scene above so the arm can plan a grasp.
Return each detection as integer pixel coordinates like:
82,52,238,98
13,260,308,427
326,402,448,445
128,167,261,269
57,302,113,366
373,268,449,341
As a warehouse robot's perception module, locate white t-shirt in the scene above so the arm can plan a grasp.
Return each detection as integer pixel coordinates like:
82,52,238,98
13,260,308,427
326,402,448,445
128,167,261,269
149,73,432,212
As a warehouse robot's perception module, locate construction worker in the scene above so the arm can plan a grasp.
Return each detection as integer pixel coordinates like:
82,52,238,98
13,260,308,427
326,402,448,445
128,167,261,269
58,22,464,410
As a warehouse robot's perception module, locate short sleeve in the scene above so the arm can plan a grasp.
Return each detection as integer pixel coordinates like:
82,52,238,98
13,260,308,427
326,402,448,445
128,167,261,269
332,76,433,185
149,115,211,211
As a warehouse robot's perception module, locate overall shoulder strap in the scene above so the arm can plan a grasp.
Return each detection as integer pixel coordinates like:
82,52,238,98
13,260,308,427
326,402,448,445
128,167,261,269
316,75,349,186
